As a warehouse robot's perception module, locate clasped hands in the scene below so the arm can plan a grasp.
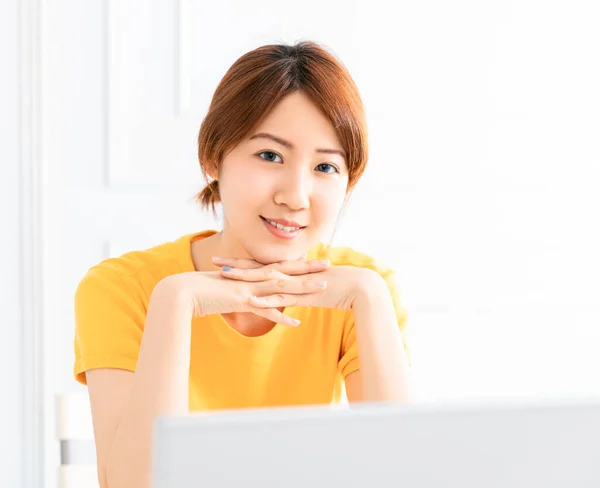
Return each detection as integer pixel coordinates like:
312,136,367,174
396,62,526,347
208,256,381,327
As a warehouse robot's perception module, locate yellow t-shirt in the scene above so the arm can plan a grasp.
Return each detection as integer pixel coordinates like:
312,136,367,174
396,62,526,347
74,230,409,410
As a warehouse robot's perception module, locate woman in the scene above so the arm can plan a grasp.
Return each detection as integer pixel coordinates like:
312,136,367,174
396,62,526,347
74,40,412,488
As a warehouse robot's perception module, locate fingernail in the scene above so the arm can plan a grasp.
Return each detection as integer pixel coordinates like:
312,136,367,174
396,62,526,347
212,256,225,263
250,295,266,304
316,260,330,265
222,266,232,271
291,318,301,326
312,281,327,288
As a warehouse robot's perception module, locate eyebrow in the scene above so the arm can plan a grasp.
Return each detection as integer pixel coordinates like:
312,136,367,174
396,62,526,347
249,132,346,159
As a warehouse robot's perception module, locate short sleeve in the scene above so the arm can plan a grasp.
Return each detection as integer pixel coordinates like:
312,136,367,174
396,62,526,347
73,266,146,385
338,269,411,378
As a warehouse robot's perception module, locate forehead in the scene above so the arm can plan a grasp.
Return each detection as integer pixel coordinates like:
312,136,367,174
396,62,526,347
249,92,343,152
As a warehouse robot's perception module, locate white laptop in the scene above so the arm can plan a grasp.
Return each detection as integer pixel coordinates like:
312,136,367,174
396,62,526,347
152,398,600,488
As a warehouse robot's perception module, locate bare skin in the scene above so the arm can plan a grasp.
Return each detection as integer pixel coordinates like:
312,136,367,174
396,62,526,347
190,234,282,336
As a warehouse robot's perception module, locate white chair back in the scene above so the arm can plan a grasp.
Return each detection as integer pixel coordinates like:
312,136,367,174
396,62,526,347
56,393,98,488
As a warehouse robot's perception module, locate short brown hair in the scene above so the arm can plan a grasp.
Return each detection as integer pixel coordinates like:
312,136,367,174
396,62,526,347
196,40,368,212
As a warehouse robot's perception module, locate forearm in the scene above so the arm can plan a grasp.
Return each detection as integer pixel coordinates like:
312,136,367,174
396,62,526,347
106,278,193,488
352,276,413,403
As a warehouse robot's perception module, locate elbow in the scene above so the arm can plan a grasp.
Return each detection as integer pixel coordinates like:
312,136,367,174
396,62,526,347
105,448,151,488
96,461,109,488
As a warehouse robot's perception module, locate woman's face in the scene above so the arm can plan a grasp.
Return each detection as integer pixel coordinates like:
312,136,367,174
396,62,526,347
216,91,349,264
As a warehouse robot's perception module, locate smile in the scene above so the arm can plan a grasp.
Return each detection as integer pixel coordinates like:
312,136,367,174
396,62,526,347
260,216,306,239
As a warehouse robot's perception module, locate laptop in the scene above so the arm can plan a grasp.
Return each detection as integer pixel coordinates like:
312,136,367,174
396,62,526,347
152,398,600,487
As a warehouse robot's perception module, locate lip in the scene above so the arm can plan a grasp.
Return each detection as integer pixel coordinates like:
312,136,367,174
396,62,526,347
260,216,305,240
260,216,306,228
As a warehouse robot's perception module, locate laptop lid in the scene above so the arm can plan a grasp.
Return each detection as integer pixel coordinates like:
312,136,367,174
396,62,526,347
152,399,600,488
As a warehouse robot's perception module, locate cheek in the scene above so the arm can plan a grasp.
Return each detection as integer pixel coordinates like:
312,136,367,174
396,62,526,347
311,185,346,223
220,163,269,209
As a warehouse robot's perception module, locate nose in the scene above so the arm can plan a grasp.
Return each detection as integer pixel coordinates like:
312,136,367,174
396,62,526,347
273,165,311,211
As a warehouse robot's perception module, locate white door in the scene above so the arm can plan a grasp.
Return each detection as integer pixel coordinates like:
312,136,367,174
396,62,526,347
44,2,363,487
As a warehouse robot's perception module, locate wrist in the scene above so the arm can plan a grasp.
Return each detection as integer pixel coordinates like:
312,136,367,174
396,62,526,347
351,269,390,309
157,271,228,318
152,274,196,316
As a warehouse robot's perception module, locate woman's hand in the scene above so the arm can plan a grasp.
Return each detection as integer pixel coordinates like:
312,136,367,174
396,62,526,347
213,257,383,312
164,258,332,327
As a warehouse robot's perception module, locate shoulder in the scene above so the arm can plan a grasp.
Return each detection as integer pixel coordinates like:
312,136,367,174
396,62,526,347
318,242,411,361
75,233,193,306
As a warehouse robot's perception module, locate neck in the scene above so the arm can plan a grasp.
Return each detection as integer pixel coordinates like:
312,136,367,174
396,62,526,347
190,227,252,272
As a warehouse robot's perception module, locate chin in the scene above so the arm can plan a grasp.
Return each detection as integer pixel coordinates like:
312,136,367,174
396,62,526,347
247,244,309,265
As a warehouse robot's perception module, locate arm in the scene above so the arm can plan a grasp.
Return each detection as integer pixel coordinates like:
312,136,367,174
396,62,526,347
87,278,193,488
83,262,326,488
345,271,414,403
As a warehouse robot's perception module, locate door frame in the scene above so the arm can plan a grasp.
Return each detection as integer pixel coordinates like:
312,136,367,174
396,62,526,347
18,0,49,486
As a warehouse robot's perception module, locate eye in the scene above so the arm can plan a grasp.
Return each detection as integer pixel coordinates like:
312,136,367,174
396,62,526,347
257,151,283,163
315,163,339,174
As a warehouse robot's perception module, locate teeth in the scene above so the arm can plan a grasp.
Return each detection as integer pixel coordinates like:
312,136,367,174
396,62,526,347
268,220,300,232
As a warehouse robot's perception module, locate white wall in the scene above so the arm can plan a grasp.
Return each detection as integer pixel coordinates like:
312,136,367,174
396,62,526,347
0,1,24,486
5,0,600,486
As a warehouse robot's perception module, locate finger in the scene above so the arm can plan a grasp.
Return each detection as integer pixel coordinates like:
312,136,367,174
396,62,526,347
212,256,262,269
256,278,327,296
248,306,301,327
214,256,329,275
220,266,289,282
266,259,330,276
249,293,313,309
